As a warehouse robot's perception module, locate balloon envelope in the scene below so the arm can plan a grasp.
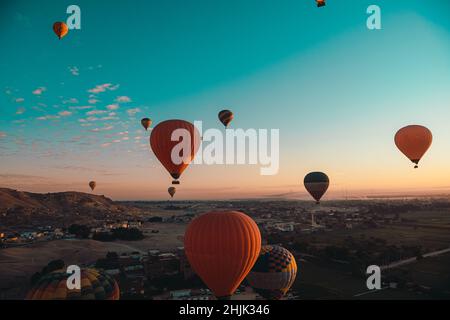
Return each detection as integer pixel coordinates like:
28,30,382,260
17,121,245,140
304,172,329,203
141,118,152,131
394,125,432,168
218,110,234,127
89,181,96,191
168,186,176,198
184,211,261,299
246,245,297,300
26,268,119,300
53,22,68,39
150,120,200,184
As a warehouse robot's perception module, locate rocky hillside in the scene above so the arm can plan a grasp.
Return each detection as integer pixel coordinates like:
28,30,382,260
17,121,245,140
0,188,139,229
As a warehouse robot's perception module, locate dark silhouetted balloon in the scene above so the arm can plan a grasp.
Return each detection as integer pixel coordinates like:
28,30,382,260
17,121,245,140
168,186,176,198
246,245,297,300
316,0,326,7
150,120,200,184
53,22,68,40
141,118,152,131
184,211,261,299
26,268,119,300
395,125,432,168
218,110,234,128
89,181,96,191
304,172,329,204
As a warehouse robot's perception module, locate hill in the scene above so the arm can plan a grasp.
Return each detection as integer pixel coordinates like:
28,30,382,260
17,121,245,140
0,188,139,229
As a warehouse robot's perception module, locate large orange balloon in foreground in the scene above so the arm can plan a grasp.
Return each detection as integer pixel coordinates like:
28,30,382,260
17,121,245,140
184,211,261,299
395,125,432,168
150,120,200,184
53,22,68,40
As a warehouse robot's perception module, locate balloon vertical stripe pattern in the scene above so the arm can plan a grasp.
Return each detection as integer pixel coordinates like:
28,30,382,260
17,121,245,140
184,211,261,299
150,119,200,184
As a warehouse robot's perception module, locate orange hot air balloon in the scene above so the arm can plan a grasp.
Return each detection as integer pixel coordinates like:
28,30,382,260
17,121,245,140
150,120,200,184
141,118,152,131
316,0,326,7
395,125,432,168
184,211,261,299
89,181,96,191
168,186,176,198
218,110,234,128
53,22,69,40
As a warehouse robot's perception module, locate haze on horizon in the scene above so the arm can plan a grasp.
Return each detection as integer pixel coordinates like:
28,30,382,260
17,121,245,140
1,0,450,201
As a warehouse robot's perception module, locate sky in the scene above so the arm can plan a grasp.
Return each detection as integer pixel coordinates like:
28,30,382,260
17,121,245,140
0,0,449,200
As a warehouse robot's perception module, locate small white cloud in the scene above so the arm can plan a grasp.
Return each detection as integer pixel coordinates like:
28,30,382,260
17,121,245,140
86,110,107,115
62,98,78,104
0,132,6,138
100,116,118,121
87,83,119,94
88,99,100,104
68,66,79,76
15,98,24,103
58,111,72,116
106,104,119,111
32,87,46,95
101,143,111,148
16,107,26,115
115,96,131,103
90,125,114,132
112,139,121,143
69,105,94,110
127,108,141,116
36,115,59,120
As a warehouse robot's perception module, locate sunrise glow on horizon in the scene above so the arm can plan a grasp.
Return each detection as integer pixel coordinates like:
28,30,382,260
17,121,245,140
1,0,450,200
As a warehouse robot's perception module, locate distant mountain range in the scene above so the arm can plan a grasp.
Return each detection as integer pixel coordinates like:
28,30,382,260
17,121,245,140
0,188,139,230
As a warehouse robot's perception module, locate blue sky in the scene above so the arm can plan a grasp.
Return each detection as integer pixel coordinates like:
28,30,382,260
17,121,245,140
0,1,449,200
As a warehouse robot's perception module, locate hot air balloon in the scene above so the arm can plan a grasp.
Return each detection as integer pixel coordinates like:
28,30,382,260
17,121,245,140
316,0,326,7
184,211,261,299
26,268,120,300
150,120,200,185
141,118,152,131
89,181,96,191
246,245,297,300
168,186,176,198
218,110,234,128
53,22,69,40
304,172,329,204
394,125,432,168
